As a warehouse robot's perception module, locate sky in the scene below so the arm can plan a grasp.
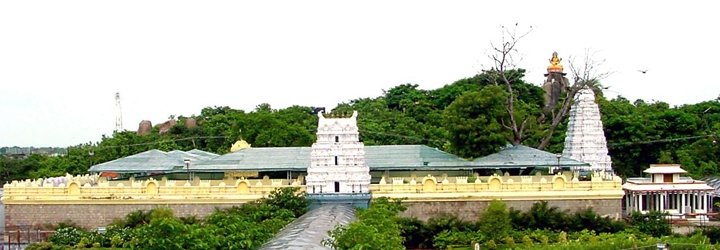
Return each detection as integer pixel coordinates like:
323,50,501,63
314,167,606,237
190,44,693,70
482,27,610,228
1,1,719,147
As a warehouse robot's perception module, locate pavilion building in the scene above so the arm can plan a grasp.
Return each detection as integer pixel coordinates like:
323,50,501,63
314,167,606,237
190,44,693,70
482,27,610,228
623,164,714,220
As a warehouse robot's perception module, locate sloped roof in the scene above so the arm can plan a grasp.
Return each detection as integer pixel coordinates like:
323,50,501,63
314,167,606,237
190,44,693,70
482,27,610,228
644,164,687,174
187,149,220,159
88,149,184,173
167,150,217,161
365,145,471,170
699,176,720,197
89,145,585,173
191,145,472,172
192,147,311,172
471,145,589,168
88,149,219,173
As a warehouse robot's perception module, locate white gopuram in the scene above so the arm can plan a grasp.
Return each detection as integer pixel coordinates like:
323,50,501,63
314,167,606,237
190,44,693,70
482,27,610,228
305,111,371,194
562,87,613,173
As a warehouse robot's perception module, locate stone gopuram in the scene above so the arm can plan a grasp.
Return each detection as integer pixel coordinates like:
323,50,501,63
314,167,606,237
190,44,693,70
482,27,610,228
562,87,613,173
305,111,372,207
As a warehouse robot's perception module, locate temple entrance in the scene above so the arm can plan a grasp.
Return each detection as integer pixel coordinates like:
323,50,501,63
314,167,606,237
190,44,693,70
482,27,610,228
334,182,340,192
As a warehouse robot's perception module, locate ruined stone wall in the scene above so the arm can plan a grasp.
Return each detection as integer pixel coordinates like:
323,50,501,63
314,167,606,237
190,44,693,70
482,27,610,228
4,203,239,229
400,199,622,221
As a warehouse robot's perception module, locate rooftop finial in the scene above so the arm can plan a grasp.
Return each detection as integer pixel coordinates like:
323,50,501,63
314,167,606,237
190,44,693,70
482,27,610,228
547,52,563,73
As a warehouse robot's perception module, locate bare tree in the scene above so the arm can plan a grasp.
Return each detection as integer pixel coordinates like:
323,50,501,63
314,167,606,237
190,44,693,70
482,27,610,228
485,24,533,145
537,50,610,150
484,24,608,149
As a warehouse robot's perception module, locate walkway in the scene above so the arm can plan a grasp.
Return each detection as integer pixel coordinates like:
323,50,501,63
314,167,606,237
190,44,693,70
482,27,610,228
260,204,356,250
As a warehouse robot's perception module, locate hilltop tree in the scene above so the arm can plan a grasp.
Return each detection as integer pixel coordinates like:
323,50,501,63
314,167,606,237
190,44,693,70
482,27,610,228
483,24,609,151
443,85,509,158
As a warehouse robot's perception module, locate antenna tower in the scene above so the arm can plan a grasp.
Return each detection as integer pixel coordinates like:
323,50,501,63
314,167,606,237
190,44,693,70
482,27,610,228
114,92,123,132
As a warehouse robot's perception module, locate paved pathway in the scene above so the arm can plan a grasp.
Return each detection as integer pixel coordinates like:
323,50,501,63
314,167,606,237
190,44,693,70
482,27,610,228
260,204,356,250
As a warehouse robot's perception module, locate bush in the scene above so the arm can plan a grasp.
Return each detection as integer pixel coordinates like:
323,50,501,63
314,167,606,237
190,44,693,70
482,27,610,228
403,215,478,249
629,211,671,237
697,226,720,244
25,242,60,250
49,226,87,246
111,209,151,228
326,198,405,250
479,200,511,241
432,230,481,249
263,187,309,218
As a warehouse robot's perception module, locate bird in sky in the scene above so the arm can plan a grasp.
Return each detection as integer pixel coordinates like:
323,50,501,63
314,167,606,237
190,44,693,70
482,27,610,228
638,69,649,74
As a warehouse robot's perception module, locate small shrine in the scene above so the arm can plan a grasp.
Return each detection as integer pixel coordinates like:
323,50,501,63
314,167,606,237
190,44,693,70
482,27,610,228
623,164,714,220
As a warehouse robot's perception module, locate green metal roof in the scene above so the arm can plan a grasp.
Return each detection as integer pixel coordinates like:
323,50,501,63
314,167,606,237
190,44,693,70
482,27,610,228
88,149,219,173
471,145,589,168
88,145,591,173
88,149,183,173
186,149,220,159
365,145,472,170
191,147,311,172
190,145,472,172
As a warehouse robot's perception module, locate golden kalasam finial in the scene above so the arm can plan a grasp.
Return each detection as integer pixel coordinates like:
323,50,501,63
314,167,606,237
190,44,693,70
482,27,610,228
547,51,563,73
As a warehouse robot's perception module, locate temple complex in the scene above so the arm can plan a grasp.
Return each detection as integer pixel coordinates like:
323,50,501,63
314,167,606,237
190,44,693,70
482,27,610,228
623,164,714,221
562,86,613,174
1,52,635,232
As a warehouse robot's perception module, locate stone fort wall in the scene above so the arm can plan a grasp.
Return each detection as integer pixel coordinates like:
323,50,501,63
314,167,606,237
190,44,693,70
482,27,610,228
4,203,239,229
3,173,624,229
400,199,621,221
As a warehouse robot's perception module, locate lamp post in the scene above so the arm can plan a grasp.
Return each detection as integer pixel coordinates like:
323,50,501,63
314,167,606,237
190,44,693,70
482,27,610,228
554,153,562,175
184,158,191,181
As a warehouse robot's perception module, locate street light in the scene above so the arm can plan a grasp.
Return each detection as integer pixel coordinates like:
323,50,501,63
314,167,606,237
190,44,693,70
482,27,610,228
184,158,191,181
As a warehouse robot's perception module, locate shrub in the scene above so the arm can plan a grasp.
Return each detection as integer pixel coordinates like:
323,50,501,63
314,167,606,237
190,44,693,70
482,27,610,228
111,209,151,228
326,198,405,250
110,235,123,248
629,211,671,237
25,242,58,250
484,239,497,250
557,231,568,244
432,230,481,249
49,226,87,246
263,187,309,218
478,200,511,241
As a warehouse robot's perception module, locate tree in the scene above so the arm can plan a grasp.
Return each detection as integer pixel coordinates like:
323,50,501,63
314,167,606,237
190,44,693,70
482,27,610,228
443,85,509,158
326,198,406,250
478,200,512,241
537,50,610,150
484,24,534,146
482,25,609,150
629,211,671,237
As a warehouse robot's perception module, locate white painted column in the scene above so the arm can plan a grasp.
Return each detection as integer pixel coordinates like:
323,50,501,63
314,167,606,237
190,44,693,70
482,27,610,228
638,193,644,212
625,193,630,214
681,192,686,214
659,193,665,211
709,193,713,212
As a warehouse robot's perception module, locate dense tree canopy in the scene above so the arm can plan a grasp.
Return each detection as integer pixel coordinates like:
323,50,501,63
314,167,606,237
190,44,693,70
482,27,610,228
2,70,719,181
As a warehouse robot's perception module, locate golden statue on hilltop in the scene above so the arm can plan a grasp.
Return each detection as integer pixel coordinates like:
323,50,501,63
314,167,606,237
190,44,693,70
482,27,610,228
542,51,569,115
547,51,564,73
